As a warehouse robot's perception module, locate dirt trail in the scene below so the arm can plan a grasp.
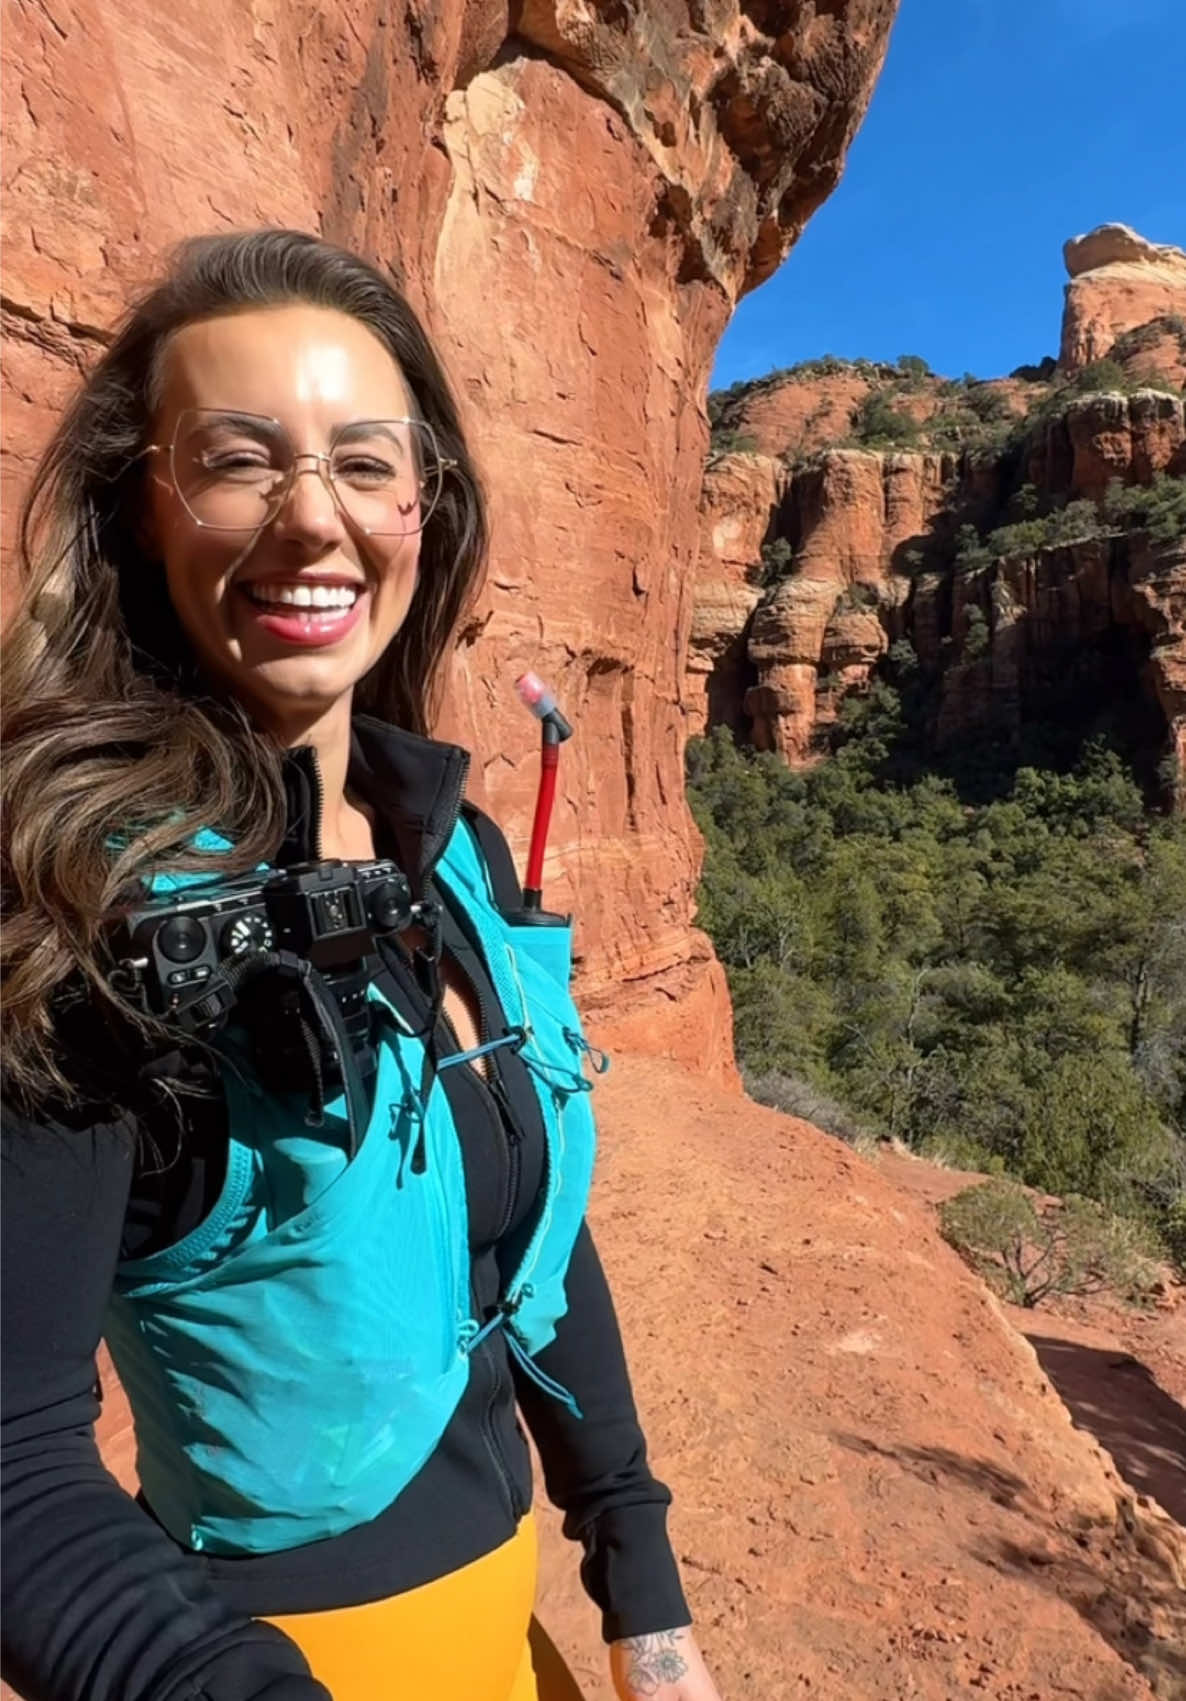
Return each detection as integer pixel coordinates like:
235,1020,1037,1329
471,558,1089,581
531,1057,1186,1701
12,1057,1183,1701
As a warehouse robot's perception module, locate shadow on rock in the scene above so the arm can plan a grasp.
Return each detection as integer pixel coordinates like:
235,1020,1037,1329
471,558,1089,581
986,1523,1186,1701
834,1431,1030,1507
1025,1335,1186,1526
835,1429,1186,1700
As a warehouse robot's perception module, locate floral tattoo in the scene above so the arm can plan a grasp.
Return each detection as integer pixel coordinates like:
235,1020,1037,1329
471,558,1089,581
621,1627,691,1696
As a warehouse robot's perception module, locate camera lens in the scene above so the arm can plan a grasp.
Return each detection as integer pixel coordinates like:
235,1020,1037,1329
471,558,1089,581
158,915,206,964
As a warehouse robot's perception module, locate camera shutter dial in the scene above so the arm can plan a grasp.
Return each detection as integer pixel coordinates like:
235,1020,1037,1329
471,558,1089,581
369,879,408,932
222,914,274,957
157,915,206,964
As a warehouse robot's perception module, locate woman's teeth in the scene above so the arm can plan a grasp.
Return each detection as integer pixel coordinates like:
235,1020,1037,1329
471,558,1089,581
245,583,361,609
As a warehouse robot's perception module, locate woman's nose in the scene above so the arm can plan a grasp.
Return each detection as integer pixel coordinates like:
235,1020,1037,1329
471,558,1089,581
270,460,347,547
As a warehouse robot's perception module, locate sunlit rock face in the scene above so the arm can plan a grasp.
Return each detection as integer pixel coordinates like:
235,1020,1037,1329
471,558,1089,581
2,0,898,1078
1060,223,1186,372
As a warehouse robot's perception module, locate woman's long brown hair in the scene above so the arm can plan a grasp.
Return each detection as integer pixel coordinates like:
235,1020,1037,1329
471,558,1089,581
2,230,487,1110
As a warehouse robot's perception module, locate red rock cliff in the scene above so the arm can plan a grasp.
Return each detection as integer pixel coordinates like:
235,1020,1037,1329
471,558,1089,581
1061,223,1186,372
1,0,899,1081
695,231,1186,801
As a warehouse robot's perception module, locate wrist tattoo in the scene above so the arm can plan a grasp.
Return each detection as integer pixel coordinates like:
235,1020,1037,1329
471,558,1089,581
621,1627,691,1695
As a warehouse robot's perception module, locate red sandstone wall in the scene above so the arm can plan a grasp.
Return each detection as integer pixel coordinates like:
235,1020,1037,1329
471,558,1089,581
2,0,898,1081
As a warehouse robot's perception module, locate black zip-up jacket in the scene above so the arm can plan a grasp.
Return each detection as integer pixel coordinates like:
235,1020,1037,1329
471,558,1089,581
1,716,688,1701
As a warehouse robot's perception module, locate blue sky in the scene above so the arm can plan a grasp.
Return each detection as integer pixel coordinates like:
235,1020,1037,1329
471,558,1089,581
711,0,1186,390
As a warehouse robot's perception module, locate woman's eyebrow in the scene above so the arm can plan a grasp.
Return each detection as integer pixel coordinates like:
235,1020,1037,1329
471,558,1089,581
197,410,286,438
332,420,408,444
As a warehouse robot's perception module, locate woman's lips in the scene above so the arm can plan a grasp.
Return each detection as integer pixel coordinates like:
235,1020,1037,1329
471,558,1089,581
236,583,368,649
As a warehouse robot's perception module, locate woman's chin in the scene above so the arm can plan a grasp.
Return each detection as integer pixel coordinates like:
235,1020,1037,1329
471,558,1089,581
229,654,365,725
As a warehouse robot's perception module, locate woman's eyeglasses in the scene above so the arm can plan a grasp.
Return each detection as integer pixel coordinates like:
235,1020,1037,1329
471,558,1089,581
143,409,456,538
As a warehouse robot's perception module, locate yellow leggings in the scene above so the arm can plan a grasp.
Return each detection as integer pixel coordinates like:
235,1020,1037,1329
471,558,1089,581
265,1513,540,1700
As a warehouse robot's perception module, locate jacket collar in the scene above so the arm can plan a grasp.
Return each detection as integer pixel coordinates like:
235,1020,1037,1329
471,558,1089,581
279,715,471,898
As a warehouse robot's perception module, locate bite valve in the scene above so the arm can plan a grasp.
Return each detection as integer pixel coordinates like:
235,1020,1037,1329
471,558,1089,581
515,671,573,742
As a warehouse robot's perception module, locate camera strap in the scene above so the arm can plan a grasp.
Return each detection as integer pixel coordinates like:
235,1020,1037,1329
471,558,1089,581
221,947,370,1159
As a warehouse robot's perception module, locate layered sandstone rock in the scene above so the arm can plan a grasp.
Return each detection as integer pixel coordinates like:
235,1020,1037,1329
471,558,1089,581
1,0,899,1079
1030,388,1186,499
1061,223,1186,372
722,368,875,456
716,366,1039,462
931,531,1186,787
688,452,785,735
697,391,1186,785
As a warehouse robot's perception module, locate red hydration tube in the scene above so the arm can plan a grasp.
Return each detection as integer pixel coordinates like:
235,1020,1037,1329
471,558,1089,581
515,672,573,910
524,736,560,903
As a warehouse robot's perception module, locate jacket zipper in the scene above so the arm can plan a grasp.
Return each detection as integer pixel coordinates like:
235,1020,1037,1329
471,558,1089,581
469,1274,527,1522
308,749,326,859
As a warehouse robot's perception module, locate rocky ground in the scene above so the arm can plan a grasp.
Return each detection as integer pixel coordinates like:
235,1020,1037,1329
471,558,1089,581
19,1055,1184,1701
530,1056,1186,1701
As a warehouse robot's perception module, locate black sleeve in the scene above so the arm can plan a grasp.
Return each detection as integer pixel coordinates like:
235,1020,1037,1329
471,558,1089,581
511,1220,691,1644
1,1100,330,1701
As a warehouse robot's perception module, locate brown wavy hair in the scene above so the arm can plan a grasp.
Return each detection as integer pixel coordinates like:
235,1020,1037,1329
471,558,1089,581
2,229,487,1109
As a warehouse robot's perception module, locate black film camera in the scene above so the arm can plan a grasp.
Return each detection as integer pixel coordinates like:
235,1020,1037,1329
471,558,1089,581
109,859,437,1147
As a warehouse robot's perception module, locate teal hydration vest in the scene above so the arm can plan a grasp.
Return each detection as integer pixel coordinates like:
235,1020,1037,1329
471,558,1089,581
103,818,600,1556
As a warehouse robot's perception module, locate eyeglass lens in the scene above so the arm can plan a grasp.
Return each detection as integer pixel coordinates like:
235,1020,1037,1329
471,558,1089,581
169,410,443,536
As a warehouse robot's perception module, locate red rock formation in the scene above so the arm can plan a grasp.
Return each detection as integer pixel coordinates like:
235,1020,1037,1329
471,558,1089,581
725,369,875,455
688,453,785,735
697,371,1186,788
717,367,1039,462
1028,388,1186,500
1061,224,1186,372
1117,318,1186,391
1,0,899,1082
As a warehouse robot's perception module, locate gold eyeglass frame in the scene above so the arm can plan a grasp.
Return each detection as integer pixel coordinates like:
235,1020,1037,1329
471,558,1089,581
142,409,458,538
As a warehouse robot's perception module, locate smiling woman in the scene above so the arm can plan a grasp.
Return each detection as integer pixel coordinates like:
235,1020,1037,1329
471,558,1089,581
0,231,720,1701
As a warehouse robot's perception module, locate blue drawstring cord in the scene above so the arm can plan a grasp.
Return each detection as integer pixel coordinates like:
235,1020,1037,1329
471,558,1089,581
504,1329,584,1420
563,1029,611,1075
437,1028,525,1072
457,1302,584,1420
457,1312,507,1353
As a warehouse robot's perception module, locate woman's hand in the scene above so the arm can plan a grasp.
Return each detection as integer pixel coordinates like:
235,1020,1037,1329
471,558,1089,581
609,1626,723,1700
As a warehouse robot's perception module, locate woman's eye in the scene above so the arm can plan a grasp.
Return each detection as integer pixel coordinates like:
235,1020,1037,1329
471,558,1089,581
202,451,272,471
335,455,398,482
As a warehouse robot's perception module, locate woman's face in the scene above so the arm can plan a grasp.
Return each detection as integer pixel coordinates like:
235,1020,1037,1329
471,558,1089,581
146,304,424,734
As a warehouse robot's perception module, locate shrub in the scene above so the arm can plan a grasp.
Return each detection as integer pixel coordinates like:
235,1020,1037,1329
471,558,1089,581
963,605,990,659
834,582,881,614
953,524,993,574
1160,1196,1186,1277
897,353,932,383
743,1068,878,1148
852,391,922,448
1010,356,1058,383
965,386,1013,425
1103,474,1186,547
760,536,795,584
710,428,759,456
1065,357,1130,396
888,637,920,676
939,1179,1159,1307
